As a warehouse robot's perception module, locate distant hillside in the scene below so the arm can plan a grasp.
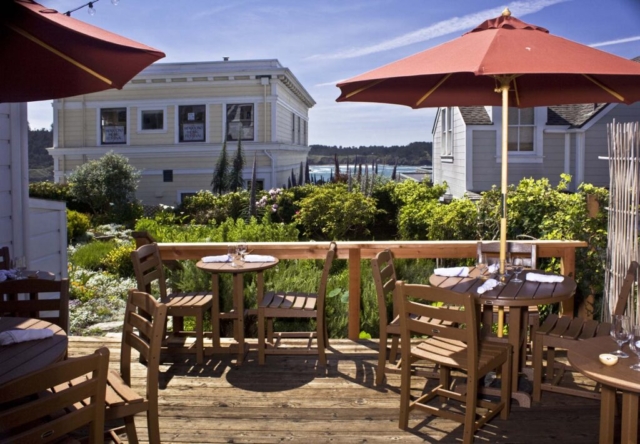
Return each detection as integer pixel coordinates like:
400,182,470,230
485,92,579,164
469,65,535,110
309,141,432,166
29,127,53,182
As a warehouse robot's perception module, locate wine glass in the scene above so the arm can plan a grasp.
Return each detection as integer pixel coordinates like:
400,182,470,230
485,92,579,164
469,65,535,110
476,253,488,280
227,244,238,268
237,240,248,263
11,256,26,279
628,325,640,371
511,257,524,283
610,314,631,358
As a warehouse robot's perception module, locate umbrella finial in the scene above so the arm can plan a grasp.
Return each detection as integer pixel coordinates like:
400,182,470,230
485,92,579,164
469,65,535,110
502,7,511,17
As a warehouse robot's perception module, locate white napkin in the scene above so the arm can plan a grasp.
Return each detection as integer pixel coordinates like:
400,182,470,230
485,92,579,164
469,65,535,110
243,254,276,263
477,279,499,294
487,264,499,274
0,269,17,282
434,266,469,277
526,273,564,283
0,328,54,346
201,255,231,263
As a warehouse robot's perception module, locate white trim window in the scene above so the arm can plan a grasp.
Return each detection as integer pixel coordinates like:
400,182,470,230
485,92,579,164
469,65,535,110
508,107,534,152
138,107,166,133
441,107,453,156
100,107,127,145
226,104,254,141
178,105,206,143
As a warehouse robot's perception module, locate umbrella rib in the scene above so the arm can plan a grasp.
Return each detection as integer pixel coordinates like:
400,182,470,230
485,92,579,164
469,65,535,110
7,23,113,86
582,75,625,102
345,79,386,99
415,74,452,107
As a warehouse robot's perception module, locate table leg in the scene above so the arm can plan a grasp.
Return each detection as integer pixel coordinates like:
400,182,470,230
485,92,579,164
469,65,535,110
481,305,493,338
211,274,221,350
257,272,264,306
508,306,524,394
233,273,245,364
600,385,616,444
621,392,639,444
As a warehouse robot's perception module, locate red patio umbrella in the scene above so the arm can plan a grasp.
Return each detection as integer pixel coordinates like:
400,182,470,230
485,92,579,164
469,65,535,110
0,0,165,103
337,8,640,275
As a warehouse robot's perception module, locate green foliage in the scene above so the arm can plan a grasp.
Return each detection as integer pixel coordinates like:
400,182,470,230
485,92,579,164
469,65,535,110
395,180,448,239
68,152,141,223
309,141,432,166
211,139,229,195
425,198,478,240
178,190,250,224
66,210,90,242
294,183,378,240
228,139,244,192
102,242,136,277
70,241,118,271
29,181,91,213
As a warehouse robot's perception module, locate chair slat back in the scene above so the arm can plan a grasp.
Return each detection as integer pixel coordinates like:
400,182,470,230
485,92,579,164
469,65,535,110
131,243,168,301
478,241,537,268
397,282,478,366
120,289,167,402
0,278,70,334
0,347,109,443
0,247,9,270
372,250,397,327
613,261,640,316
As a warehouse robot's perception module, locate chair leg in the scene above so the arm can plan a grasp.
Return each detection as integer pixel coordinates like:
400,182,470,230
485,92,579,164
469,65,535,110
398,354,411,430
532,333,544,402
267,318,274,343
258,309,266,365
317,315,327,367
124,415,139,444
546,345,557,383
195,312,204,365
389,335,400,365
147,406,161,444
500,348,512,420
463,375,478,444
377,330,388,386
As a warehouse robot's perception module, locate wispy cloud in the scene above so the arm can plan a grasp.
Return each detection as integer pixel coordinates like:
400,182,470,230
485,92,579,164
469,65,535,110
589,35,640,48
193,2,250,20
307,0,569,60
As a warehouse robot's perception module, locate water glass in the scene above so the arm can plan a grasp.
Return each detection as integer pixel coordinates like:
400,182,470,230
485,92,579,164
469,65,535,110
476,253,488,280
11,256,26,279
629,325,640,371
511,258,524,283
227,245,239,268
610,314,631,358
237,241,248,262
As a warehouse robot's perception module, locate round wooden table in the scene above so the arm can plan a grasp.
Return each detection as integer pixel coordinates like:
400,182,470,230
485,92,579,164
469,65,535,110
0,317,68,385
430,267,577,407
196,257,279,364
568,336,640,444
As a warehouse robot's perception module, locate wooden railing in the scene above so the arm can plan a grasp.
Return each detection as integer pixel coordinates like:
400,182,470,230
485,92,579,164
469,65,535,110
158,240,587,340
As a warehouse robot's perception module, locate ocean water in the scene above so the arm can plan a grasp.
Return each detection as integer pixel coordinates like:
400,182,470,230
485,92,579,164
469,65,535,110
308,164,429,182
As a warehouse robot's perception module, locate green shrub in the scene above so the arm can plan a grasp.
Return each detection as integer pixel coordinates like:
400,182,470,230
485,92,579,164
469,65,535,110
67,210,91,242
179,190,251,224
70,241,117,271
30,181,91,213
102,242,136,277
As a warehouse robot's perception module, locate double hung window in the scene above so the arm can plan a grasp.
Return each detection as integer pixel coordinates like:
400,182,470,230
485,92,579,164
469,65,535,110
100,108,126,145
178,105,206,142
441,107,453,156
508,108,534,152
226,104,254,141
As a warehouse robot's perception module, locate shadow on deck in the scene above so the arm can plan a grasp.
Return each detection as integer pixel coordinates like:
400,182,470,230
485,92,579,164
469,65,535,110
69,336,604,443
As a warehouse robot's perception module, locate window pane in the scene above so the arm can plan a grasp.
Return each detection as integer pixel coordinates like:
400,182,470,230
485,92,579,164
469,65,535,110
519,127,534,151
227,104,254,141
101,108,126,144
507,107,519,125
141,110,163,130
179,105,205,142
520,107,534,124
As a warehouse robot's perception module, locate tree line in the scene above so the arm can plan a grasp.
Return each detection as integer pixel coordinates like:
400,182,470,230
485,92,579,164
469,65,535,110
309,141,432,166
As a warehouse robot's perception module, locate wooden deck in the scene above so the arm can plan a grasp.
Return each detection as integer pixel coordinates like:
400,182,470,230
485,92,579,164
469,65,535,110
69,336,607,443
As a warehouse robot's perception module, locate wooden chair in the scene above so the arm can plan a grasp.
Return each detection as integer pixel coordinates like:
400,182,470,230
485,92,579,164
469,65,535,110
0,246,9,270
397,282,512,444
0,347,110,443
131,242,213,364
105,289,167,444
0,278,70,334
533,260,639,401
258,242,336,366
371,250,439,385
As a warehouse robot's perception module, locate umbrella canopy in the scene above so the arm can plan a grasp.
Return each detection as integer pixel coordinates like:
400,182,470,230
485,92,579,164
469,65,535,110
0,0,166,103
336,8,640,273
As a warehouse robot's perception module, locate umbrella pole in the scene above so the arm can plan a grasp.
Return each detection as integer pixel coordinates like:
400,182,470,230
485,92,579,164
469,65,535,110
497,77,511,337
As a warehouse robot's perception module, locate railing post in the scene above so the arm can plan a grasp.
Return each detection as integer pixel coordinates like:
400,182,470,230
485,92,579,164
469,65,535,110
348,248,361,340
560,247,576,316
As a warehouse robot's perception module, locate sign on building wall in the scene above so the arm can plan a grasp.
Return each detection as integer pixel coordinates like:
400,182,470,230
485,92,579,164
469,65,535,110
103,126,126,144
182,123,204,141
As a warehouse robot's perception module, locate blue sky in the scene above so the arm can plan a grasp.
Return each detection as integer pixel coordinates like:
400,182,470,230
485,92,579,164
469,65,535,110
29,0,640,146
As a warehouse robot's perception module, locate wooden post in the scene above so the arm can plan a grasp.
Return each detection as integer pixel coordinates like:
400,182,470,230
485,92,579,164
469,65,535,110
348,248,361,340
560,248,576,316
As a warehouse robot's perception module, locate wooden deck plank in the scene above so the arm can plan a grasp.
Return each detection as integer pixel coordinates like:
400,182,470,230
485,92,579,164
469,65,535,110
65,336,606,443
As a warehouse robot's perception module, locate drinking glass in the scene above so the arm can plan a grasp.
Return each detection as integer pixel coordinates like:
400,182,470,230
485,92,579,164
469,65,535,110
11,256,26,279
610,314,631,358
237,240,248,263
511,258,524,283
629,325,640,371
476,253,488,280
227,245,239,268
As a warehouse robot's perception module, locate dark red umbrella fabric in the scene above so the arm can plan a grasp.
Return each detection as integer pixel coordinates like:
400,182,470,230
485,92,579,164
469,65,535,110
337,13,640,108
0,0,165,103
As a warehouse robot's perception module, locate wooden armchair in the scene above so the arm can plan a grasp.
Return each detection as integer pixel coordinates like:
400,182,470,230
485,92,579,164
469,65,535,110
0,246,9,270
258,242,336,366
397,282,512,444
131,242,213,364
0,347,110,443
105,289,168,443
533,261,639,401
371,250,438,385
0,278,70,334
